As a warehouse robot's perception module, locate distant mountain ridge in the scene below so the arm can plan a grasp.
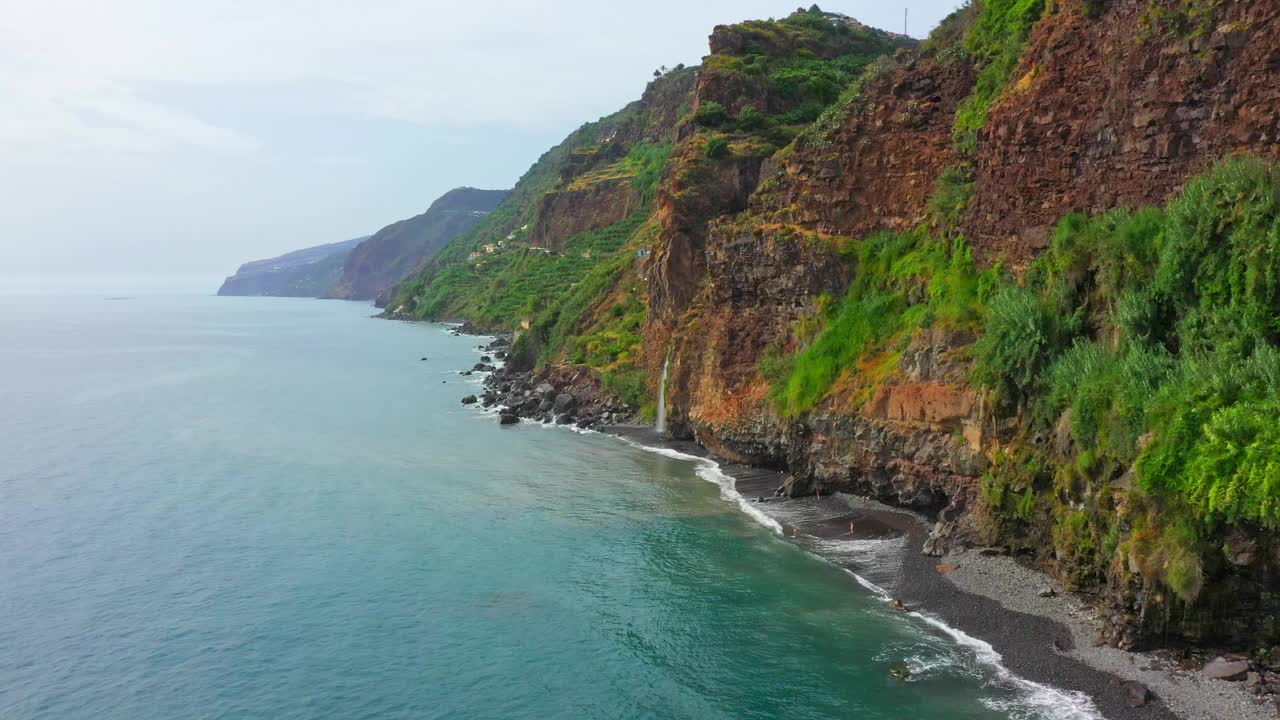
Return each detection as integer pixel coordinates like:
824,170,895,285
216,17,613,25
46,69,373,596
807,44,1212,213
217,187,508,300
328,187,509,302
217,236,367,297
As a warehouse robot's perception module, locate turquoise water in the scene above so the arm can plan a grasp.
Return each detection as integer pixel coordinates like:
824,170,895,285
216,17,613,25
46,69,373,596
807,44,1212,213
2,295,1062,719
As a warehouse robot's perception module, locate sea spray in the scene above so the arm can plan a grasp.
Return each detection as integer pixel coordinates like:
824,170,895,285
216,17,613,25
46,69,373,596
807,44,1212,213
655,353,671,435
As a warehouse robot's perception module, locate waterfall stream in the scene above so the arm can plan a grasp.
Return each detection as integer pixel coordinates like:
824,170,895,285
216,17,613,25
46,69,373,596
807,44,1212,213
656,355,670,435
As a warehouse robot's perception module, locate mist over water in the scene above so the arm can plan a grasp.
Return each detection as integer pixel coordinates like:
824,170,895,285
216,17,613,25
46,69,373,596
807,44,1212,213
2,296,1056,719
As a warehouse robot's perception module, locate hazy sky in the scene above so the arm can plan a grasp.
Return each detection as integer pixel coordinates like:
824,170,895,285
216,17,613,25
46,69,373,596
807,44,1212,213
0,0,962,292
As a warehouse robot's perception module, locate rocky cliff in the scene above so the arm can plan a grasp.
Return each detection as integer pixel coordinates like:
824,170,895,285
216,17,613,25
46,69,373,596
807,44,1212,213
330,187,508,302
389,0,1280,658
217,236,365,297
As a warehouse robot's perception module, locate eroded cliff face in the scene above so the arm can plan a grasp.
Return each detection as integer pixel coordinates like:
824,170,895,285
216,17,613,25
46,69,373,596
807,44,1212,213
525,68,697,252
655,40,979,456
642,0,1280,650
527,178,640,252
645,11,917,442
968,0,1280,265
752,52,976,237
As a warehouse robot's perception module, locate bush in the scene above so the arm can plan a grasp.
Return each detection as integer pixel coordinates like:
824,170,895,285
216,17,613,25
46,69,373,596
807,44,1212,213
704,136,730,159
735,106,770,132
973,285,1066,409
927,165,975,231
691,101,729,127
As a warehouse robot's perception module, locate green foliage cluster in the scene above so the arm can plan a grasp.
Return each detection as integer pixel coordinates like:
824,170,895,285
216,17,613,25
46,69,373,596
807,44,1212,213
691,101,729,128
620,142,673,204
770,228,998,416
408,214,645,331
1138,0,1219,41
976,157,1280,532
952,0,1047,154
704,136,730,159
692,10,909,152
1083,0,1110,19
797,56,897,149
927,164,976,232
981,447,1047,527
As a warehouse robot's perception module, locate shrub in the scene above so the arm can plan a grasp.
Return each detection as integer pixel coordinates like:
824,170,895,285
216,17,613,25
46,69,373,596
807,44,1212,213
704,136,730,159
735,106,770,132
927,165,975,231
1083,0,1110,18
691,101,729,127
973,285,1066,409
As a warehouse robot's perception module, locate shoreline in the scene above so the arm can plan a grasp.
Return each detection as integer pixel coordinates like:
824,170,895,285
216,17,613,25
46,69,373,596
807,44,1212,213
444,325,1268,720
605,426,1140,720
603,424,1274,720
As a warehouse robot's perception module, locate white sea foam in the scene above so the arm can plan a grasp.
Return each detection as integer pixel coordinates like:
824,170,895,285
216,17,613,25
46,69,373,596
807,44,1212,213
618,439,785,535
915,613,1104,720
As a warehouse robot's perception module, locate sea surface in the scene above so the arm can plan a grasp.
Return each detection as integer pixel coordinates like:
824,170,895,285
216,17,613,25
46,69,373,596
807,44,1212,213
1,295,1090,719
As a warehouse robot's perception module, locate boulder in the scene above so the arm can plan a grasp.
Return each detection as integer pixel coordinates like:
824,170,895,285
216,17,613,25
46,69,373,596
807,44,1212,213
461,395,478,405
536,382,556,398
498,412,519,425
555,413,573,425
554,392,576,411
922,520,954,557
1122,681,1152,707
472,362,488,371
1203,657,1250,682
538,399,554,412
480,355,492,363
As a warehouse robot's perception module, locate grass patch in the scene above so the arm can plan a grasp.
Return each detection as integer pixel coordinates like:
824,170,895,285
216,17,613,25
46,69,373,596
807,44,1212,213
769,228,998,416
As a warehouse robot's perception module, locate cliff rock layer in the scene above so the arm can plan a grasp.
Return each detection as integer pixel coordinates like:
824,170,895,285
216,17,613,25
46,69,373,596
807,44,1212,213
968,0,1280,265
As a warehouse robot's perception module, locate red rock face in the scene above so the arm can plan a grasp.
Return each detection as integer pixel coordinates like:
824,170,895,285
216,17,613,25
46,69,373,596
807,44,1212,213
968,0,1280,266
752,52,976,238
654,45,977,447
527,179,640,252
865,383,976,429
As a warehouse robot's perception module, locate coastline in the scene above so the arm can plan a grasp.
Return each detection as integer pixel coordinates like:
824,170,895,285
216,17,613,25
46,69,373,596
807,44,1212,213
602,424,1274,720
444,322,1269,720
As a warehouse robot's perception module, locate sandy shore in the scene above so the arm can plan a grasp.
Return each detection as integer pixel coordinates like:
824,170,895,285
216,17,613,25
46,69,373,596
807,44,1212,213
605,425,1271,720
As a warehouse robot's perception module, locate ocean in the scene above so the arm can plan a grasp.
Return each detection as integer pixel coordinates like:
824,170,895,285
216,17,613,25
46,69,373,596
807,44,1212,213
0,295,1096,719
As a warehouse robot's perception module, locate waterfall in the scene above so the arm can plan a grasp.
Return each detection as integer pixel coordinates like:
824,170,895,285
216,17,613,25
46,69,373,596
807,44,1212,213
656,355,670,435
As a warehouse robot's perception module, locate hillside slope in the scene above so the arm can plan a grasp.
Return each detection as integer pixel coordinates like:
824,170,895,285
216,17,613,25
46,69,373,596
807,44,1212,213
216,237,366,297
330,187,508,302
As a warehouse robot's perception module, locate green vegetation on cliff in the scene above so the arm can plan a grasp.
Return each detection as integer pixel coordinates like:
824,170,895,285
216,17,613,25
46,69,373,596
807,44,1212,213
970,157,1280,614
760,157,1280,617
953,0,1046,153
769,229,997,416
